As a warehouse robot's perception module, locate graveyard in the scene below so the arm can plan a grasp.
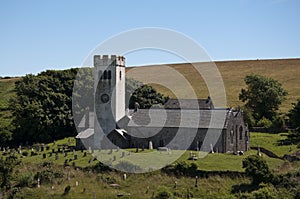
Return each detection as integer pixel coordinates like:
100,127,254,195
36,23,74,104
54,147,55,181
0,132,299,198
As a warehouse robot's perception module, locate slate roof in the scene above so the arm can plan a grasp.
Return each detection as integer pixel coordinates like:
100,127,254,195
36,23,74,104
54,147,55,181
127,109,228,129
163,98,214,110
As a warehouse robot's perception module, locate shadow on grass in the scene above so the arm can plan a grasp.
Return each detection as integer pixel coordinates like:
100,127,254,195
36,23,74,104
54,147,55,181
231,183,259,194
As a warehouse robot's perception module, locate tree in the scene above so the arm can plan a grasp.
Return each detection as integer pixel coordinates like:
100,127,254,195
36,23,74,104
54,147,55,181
288,99,300,128
239,74,287,121
128,84,169,109
242,155,273,185
0,153,20,190
10,69,78,144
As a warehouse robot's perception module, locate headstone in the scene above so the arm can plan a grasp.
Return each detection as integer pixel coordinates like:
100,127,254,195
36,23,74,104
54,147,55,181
55,154,59,160
67,171,71,180
76,181,78,187
74,154,78,160
83,152,87,157
88,147,91,153
37,178,40,188
88,158,92,164
43,154,46,159
116,147,119,152
41,146,44,152
174,181,178,189
210,144,214,153
72,162,75,167
58,148,61,153
64,152,68,157
149,141,153,150
49,153,52,157
31,151,35,156
109,148,113,154
123,173,127,181
257,145,261,156
142,146,144,152
113,155,116,161
136,148,139,153
52,149,55,153
195,176,198,188
51,185,54,190
46,146,50,150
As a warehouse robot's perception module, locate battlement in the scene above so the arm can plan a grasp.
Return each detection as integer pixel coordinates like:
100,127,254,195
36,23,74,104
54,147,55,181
94,55,125,67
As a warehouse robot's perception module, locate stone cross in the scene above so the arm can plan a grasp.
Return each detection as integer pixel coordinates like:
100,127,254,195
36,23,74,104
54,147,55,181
37,178,40,188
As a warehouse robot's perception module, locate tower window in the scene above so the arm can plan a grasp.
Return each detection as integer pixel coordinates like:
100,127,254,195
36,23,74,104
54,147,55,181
119,71,122,80
239,126,243,140
108,70,111,80
103,70,108,79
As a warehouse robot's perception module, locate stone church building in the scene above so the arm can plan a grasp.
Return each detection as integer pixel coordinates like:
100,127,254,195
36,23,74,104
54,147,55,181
76,55,250,153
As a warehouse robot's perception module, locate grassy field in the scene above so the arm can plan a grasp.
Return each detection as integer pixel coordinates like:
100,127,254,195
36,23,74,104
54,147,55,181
0,78,17,127
250,132,298,157
127,58,300,113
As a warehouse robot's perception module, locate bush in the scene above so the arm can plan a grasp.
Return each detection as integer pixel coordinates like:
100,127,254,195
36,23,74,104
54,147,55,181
92,162,111,173
251,184,277,199
242,155,273,185
63,185,71,195
153,187,173,199
21,151,28,157
257,117,272,129
114,161,142,173
17,173,34,188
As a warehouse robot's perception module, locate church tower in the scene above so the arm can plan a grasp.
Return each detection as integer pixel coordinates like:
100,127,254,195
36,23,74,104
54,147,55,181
94,55,126,149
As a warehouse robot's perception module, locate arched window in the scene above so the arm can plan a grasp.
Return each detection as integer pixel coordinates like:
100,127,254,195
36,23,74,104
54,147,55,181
108,70,111,80
99,70,103,80
119,71,122,80
103,70,108,79
239,126,243,140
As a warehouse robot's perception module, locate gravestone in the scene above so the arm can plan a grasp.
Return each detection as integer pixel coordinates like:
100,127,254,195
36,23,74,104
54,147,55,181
37,178,40,188
55,154,59,160
64,152,68,157
123,173,127,181
52,149,55,153
113,155,116,161
88,147,91,153
195,176,198,188
46,146,50,150
74,154,78,160
174,181,178,189
142,146,144,152
43,154,46,159
41,146,44,152
136,148,139,153
76,181,78,187
149,141,153,150
49,152,52,157
88,158,92,164
122,151,125,158
58,148,61,153
83,152,87,157
72,162,76,167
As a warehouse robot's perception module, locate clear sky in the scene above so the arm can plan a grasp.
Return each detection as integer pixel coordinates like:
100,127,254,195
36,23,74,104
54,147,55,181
0,0,299,76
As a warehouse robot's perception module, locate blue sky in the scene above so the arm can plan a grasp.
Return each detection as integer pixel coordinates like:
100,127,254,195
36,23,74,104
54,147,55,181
0,0,299,76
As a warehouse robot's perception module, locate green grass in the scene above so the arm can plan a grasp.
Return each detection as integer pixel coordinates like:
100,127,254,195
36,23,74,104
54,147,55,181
4,137,284,173
250,132,298,157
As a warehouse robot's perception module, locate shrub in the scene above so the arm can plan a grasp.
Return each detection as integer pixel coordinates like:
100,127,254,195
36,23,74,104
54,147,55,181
114,161,142,173
242,155,273,185
92,162,111,173
17,173,34,188
63,185,71,195
153,186,173,199
257,117,272,129
21,151,28,157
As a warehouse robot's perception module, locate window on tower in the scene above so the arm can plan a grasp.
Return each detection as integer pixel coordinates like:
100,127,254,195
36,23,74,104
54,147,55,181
103,70,108,79
108,70,112,80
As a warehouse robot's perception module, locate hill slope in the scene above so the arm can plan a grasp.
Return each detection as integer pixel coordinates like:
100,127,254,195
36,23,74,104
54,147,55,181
127,58,300,113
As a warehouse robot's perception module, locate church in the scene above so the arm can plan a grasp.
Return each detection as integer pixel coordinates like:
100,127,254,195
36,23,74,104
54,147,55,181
76,55,250,153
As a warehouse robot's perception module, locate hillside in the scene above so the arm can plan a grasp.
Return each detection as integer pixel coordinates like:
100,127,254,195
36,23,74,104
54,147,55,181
127,58,300,113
